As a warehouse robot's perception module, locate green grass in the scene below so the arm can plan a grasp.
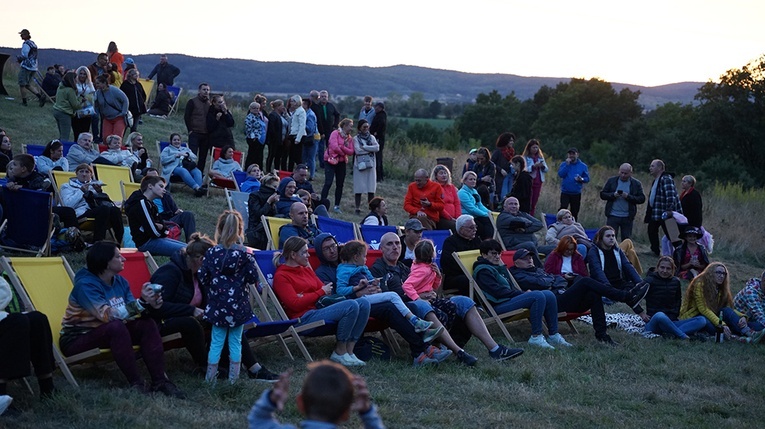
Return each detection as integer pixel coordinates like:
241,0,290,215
391,116,455,130
2,77,764,428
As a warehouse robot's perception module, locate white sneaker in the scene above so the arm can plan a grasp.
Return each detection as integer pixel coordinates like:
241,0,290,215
0,395,12,416
528,335,555,349
548,333,574,347
348,354,367,366
330,352,364,367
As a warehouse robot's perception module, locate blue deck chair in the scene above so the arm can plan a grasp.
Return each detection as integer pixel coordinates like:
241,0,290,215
61,141,76,156
0,187,54,256
22,144,46,157
166,85,182,116
544,213,557,228
313,216,358,244
422,229,452,268
226,189,250,232
233,170,248,191
358,224,397,250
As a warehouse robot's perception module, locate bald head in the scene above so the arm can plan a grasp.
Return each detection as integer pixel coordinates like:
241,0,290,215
618,163,632,181
413,169,429,188
380,232,403,264
290,203,309,227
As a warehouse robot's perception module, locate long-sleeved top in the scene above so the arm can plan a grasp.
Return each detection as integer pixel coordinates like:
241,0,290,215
643,269,682,319
335,263,374,297
315,102,340,137
401,262,442,301
734,278,765,326
124,191,167,247
679,281,743,324
149,250,207,319
438,183,460,221
289,106,307,141
35,155,69,175
324,130,354,164
510,171,533,212
60,178,97,217
403,180,444,223
524,155,549,182
557,159,590,194
457,185,489,218
496,210,543,249
101,148,139,168
600,176,646,220
645,172,682,222
370,258,411,301
146,62,180,86
66,144,101,170
586,245,644,314
245,184,278,249
211,157,242,179
160,144,197,182
272,264,327,319
94,85,129,120
543,251,589,277
207,108,235,148
471,161,496,194
680,187,703,228
369,110,387,141
440,234,482,279
359,107,376,123
545,221,589,246
198,245,256,327
61,268,137,331
472,257,523,304
53,84,82,116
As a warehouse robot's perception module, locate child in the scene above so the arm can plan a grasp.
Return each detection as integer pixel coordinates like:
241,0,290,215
335,241,443,343
461,148,478,176
199,210,257,384
248,361,385,429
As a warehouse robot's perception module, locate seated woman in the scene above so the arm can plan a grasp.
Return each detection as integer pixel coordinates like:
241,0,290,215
35,139,69,174
126,132,152,180
60,163,124,244
100,134,140,169
545,209,590,256
272,236,371,367
147,83,174,117
274,177,301,217
457,171,494,240
672,227,709,280
362,197,388,226
239,163,262,194
544,235,589,282
59,241,184,397
209,145,242,183
160,133,205,197
298,189,329,218
642,256,707,340
245,174,280,249
473,239,572,349
431,164,459,231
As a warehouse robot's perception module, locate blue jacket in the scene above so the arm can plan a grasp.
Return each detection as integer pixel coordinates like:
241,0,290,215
558,160,589,194
458,185,490,217
335,263,374,296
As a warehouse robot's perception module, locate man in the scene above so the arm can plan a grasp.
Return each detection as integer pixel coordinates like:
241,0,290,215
146,55,181,87
600,163,646,241
369,102,387,181
315,90,340,169
644,159,682,255
301,98,320,180
277,202,321,249
184,83,211,168
41,66,61,97
124,176,187,257
359,95,376,123
557,147,589,220
144,168,196,242
87,53,109,82
66,132,114,170
403,168,445,230
17,29,45,107
120,69,147,133
292,164,329,210
496,197,552,268
441,215,482,295
399,219,425,267
734,271,765,331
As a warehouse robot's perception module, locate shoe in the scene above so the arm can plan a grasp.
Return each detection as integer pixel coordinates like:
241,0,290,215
425,345,452,362
528,335,555,349
130,381,150,395
412,318,434,333
152,380,186,399
596,334,619,346
194,187,206,197
333,205,342,213
247,366,279,382
22,98,28,106
228,361,241,385
489,344,524,361
0,395,13,416
348,354,367,366
421,325,444,343
38,93,47,107
205,363,218,384
626,282,650,309
413,352,439,367
751,329,765,345
330,351,364,367
602,297,614,306
548,333,574,347
456,349,478,366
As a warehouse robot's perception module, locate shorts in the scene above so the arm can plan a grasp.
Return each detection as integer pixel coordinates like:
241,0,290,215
18,68,35,86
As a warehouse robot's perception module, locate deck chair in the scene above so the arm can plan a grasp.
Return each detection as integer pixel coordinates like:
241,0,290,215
489,211,506,250
313,216,358,244
232,170,248,190
49,170,76,205
226,189,250,231
22,143,46,157
61,141,76,156
94,164,133,206
0,187,54,256
206,146,244,196
119,249,160,298
262,216,291,250
120,180,141,203
166,85,182,116
139,79,155,106
33,71,56,104
452,250,530,343
277,170,291,180
422,229,451,268
358,225,397,250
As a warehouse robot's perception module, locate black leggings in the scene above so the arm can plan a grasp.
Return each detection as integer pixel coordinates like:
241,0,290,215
321,162,347,207
0,312,55,380
82,205,124,242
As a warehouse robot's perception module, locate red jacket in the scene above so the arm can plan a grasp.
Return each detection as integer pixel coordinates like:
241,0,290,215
272,264,326,319
544,251,589,277
403,180,444,222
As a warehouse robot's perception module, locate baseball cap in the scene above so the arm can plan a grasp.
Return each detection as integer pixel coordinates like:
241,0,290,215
567,147,579,154
513,248,532,261
19,29,30,35
404,219,424,231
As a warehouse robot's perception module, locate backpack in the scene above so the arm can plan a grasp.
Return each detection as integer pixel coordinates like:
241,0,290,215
353,336,392,362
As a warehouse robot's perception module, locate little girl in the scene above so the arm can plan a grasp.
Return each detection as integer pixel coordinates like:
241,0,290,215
335,240,443,343
199,210,257,384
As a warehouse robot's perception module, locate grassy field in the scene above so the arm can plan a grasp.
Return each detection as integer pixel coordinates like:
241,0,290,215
1,78,764,429
390,116,455,130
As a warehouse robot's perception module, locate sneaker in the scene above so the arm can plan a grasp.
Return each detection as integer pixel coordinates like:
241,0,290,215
489,344,524,361
333,205,342,213
413,352,439,367
130,381,150,395
751,329,765,345
547,333,574,347
425,345,452,362
39,93,47,107
528,335,555,349
412,318,434,333
247,366,279,382
456,349,478,366
152,380,186,399
194,187,206,197
602,297,615,306
596,334,619,346
348,354,367,366
330,351,364,367
626,282,650,309
0,395,13,416
421,325,444,343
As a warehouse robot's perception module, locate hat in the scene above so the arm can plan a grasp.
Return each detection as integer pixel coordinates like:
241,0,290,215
567,147,579,154
124,58,135,65
682,227,702,238
513,248,532,261
374,101,385,108
19,29,30,36
404,219,424,231
469,148,478,154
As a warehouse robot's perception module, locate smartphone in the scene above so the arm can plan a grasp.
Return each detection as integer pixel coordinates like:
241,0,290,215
617,190,623,195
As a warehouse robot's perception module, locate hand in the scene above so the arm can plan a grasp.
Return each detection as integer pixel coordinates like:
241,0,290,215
140,282,163,308
175,209,183,214
322,283,333,295
351,375,372,414
416,210,427,217
269,370,293,411
640,312,651,323
738,317,748,329
6,182,21,191
500,169,507,176
216,112,223,120
723,326,731,339
193,307,204,318
481,176,491,183
419,291,437,301
155,222,165,231
564,273,575,280
81,183,90,192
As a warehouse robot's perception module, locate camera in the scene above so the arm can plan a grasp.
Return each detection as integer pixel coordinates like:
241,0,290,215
149,283,163,294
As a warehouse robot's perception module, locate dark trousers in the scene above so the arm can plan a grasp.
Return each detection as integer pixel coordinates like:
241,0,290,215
560,193,582,220
647,219,671,255
443,274,470,296
160,316,207,368
167,210,196,242
0,312,55,380
245,137,265,171
266,139,286,172
72,116,91,141
321,162,347,206
54,206,79,228
475,216,494,240
607,216,634,241
82,205,124,242
189,132,210,171
375,138,385,181
368,302,426,358
285,135,303,171
556,282,607,338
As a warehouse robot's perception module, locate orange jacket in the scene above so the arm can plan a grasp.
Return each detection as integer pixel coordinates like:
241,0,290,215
403,180,444,222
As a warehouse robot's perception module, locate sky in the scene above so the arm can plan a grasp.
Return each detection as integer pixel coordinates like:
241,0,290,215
3,0,764,87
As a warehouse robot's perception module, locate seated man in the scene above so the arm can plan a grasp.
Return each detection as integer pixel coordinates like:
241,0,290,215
124,175,186,256
398,218,424,268
66,132,114,170
144,168,196,242
734,270,765,332
277,202,321,249
403,168,447,230
292,163,330,210
496,196,553,267
440,215,481,295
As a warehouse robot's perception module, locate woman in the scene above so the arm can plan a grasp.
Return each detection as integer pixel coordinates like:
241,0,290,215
470,147,496,210
59,241,184,397
74,66,97,140
100,134,139,169
545,209,591,255
275,177,301,217
673,227,709,280
207,95,235,150
457,171,494,240
491,132,515,200
60,163,124,243
246,174,280,249
321,118,355,213
522,139,549,216
106,62,123,87
544,235,589,279
240,163,262,194
431,164,460,228
52,71,83,141
272,236,371,366
120,69,147,133
679,175,703,228
106,41,124,75
147,83,174,117
362,197,389,226
265,99,288,172
0,135,12,172
126,132,151,179
352,119,379,215
36,139,69,174
509,155,532,213
93,75,129,140
210,145,243,181
244,102,267,171
286,95,306,170
160,133,205,197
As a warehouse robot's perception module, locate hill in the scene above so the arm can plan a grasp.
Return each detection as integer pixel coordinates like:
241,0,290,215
0,47,703,108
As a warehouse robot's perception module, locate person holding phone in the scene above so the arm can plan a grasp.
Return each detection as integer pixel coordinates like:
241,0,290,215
600,163,646,241
544,235,589,281
245,173,280,249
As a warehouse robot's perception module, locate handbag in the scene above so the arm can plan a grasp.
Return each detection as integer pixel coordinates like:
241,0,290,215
84,191,116,209
125,110,134,127
326,154,340,166
315,293,347,309
356,154,373,171
181,155,197,172
76,105,96,118
163,221,181,240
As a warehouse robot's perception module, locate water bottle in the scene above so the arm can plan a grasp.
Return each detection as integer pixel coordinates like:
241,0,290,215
715,311,724,343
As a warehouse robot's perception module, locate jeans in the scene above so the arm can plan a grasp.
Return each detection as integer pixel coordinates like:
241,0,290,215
167,210,196,242
370,301,426,357
300,299,370,343
138,237,187,257
208,325,244,364
448,295,476,318
406,300,435,319
647,218,672,256
701,306,751,336
172,167,203,189
607,216,634,241
494,290,559,336
361,292,411,319
53,109,73,141
560,192,582,220
321,162,347,206
556,282,607,337
301,138,319,179
645,313,706,339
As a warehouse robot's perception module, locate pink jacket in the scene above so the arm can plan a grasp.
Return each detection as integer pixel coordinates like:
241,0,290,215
324,130,354,163
402,261,442,301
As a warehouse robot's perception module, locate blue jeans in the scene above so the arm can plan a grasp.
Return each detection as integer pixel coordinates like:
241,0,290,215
301,138,319,179
138,237,187,257
495,290,558,336
300,299,370,343
172,167,203,189
448,295,476,318
208,325,244,364
701,306,750,335
645,313,706,339
406,300,435,319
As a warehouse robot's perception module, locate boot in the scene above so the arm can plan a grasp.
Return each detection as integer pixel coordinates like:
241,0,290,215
205,363,218,384
228,361,241,385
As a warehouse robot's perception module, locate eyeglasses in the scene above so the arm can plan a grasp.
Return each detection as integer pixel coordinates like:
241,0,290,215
321,243,338,252
487,251,500,257
715,271,727,276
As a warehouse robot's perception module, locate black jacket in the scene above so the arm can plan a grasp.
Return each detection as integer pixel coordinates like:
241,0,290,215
120,80,147,116
643,269,682,320
680,188,703,228
315,102,340,137
206,108,235,148
124,191,166,247
370,257,411,302
147,62,180,86
148,250,206,319
245,184,278,249
600,176,646,220
472,257,523,303
370,110,387,141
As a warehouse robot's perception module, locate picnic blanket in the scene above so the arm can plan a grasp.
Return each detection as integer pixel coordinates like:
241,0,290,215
577,312,660,339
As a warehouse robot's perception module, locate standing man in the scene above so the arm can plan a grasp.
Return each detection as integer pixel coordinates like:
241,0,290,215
403,169,445,230
600,163,646,241
369,101,387,181
184,83,211,169
315,90,340,170
645,159,682,255
359,95,376,123
87,53,109,81
17,29,45,107
557,147,589,220
146,55,181,87
120,69,147,133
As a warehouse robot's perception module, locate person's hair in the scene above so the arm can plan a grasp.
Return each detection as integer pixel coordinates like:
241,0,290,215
522,139,545,158
556,208,572,221
126,132,142,147
302,98,312,109
300,360,355,423
260,173,279,187
254,94,267,104
97,53,108,61
77,132,93,142
169,133,182,142
553,235,578,255
140,175,165,192
106,135,121,147
338,118,353,130
75,66,92,83
248,102,260,110
683,262,733,313
270,99,284,109
277,236,308,267
185,232,215,259
75,163,94,175
297,189,311,205
593,226,616,248
211,94,224,105
455,214,474,231
363,95,373,102
338,240,367,263
414,239,435,264
479,239,503,255
683,175,696,187
62,71,77,89
47,66,55,72
94,74,109,85
511,155,526,170
215,210,243,249
107,41,118,53
368,197,385,212
495,132,516,148
145,167,159,175
198,82,210,90
652,159,665,170
42,139,63,158
246,163,260,174
126,69,138,79
656,255,676,273
86,241,121,275
476,147,490,160
431,164,453,184
12,154,35,171
461,170,477,182
220,145,234,159
357,119,369,130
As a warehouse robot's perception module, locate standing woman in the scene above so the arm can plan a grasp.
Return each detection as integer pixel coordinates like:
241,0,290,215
265,99,288,172
352,119,379,215
207,95,235,152
431,164,460,229
106,41,124,75
491,132,515,200
679,175,702,229
471,147,497,210
93,75,129,140
74,66,97,141
322,118,355,213
244,102,267,170
286,95,306,171
458,171,494,240
522,139,549,216
509,155,533,214
35,139,69,174
52,72,83,141
120,69,147,133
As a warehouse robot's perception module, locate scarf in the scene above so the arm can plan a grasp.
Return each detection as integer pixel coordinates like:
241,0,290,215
679,186,694,200
502,145,515,162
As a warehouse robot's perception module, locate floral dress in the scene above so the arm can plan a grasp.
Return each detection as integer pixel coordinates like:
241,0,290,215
198,245,257,327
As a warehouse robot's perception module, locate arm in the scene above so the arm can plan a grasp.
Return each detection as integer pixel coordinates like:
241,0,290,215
183,100,194,131
545,224,560,246
585,248,612,287
692,283,720,324
129,199,164,239
600,177,616,201
147,64,159,80
403,185,421,216
524,213,543,234
272,269,325,316
580,165,590,183
630,179,646,205
60,184,86,208
474,267,521,301
557,162,569,179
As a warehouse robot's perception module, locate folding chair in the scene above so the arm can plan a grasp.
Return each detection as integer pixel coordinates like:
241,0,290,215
94,164,133,206
0,187,54,256
543,213,557,228
22,143,46,157
422,229,451,268
489,211,506,250
119,249,160,298
120,180,141,204
206,146,244,197
358,225,397,250
33,71,56,104
49,170,76,205
166,85,182,116
232,170,247,191
313,216,358,244
277,170,291,180
226,189,250,231
61,141,76,156
262,216,291,250
139,79,155,106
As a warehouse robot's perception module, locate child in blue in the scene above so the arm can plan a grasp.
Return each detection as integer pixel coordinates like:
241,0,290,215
199,210,257,384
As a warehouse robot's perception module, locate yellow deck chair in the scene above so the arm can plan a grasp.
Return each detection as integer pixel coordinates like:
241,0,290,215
262,216,291,250
139,79,155,106
489,211,506,250
50,170,76,205
120,180,141,205
94,165,133,206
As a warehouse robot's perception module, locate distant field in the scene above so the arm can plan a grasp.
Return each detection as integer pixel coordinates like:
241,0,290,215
391,116,455,130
